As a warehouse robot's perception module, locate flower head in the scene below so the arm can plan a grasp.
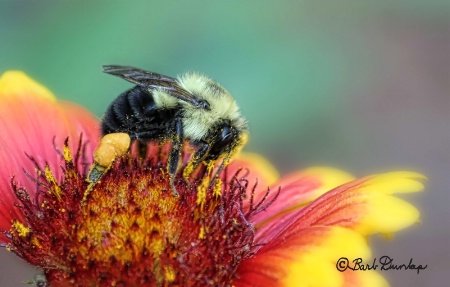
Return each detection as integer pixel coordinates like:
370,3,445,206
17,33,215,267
0,71,425,287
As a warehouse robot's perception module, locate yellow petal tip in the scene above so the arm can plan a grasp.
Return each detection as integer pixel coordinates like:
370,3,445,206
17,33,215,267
0,71,55,101
362,171,427,194
357,196,421,235
236,152,280,186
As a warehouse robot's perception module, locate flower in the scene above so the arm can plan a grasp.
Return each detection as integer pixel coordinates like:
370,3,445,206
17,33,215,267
0,71,425,287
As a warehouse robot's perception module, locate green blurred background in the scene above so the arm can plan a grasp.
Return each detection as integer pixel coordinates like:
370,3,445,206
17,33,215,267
0,0,448,286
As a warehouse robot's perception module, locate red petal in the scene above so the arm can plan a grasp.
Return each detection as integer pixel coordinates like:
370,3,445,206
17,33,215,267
0,72,99,242
255,171,424,243
255,178,366,243
59,101,100,163
251,168,354,230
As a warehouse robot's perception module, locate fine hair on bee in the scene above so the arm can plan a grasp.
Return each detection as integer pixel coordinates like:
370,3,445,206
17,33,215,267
101,65,248,195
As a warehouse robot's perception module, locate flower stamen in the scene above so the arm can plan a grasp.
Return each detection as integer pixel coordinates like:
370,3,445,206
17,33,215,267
5,136,274,286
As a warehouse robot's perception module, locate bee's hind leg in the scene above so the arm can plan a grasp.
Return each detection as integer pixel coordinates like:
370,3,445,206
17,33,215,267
167,117,184,196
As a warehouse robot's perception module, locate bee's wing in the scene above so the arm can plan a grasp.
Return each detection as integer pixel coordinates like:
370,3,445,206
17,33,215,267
103,65,208,109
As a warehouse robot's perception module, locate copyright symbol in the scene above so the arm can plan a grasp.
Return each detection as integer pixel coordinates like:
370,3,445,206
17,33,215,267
336,257,349,272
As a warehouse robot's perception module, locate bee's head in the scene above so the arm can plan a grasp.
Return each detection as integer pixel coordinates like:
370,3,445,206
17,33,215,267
178,73,248,149
205,119,248,160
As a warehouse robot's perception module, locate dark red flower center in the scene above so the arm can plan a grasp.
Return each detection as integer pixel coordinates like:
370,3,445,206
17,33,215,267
5,139,275,287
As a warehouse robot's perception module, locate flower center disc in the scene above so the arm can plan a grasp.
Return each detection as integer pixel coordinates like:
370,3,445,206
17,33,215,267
9,144,257,287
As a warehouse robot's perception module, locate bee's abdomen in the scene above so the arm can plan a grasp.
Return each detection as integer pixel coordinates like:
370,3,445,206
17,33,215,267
101,86,175,140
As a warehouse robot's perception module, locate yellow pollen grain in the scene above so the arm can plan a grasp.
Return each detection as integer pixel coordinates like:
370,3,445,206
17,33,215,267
149,237,165,258
199,225,206,239
164,265,176,282
117,182,129,206
213,178,222,198
63,145,73,162
165,197,178,212
31,237,42,248
148,187,162,203
82,182,95,204
206,160,216,175
196,177,208,210
115,213,132,228
135,216,146,228
12,221,30,237
93,133,131,167
44,165,62,200
183,160,195,180
137,180,146,192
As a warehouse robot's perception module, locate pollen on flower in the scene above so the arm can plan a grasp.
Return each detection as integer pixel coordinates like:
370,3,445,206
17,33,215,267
5,137,275,286
44,165,62,200
31,237,42,248
93,132,130,167
63,144,72,162
196,176,209,210
183,160,196,179
199,225,206,239
164,265,176,282
213,178,223,198
11,221,30,237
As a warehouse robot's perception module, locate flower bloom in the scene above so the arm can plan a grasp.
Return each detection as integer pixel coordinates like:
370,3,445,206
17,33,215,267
0,71,425,287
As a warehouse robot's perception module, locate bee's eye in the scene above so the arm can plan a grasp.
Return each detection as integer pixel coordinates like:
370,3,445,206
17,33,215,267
212,126,235,151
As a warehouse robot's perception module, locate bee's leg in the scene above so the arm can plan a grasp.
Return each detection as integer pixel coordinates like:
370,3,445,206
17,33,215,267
183,141,211,181
167,117,183,196
208,151,232,190
84,133,131,204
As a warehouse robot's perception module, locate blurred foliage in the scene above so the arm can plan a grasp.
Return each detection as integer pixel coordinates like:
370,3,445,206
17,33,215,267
0,0,447,172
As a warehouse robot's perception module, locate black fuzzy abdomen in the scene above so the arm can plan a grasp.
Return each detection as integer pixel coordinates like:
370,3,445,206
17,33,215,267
101,86,178,141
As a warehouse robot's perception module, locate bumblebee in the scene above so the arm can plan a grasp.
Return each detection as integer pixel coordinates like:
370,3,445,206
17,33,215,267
101,65,248,194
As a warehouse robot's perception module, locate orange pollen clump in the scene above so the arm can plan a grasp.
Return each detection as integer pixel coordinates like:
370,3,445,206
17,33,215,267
6,138,276,287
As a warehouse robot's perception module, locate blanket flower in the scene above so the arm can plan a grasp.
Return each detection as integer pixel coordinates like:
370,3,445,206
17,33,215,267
0,71,425,287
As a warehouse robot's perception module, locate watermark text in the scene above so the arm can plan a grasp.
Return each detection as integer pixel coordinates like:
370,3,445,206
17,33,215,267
336,256,427,274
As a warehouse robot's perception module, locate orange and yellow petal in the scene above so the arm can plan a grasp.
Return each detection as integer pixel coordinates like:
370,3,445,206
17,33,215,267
234,226,385,287
297,171,424,236
0,71,100,242
344,171,425,235
255,171,425,243
251,167,354,229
